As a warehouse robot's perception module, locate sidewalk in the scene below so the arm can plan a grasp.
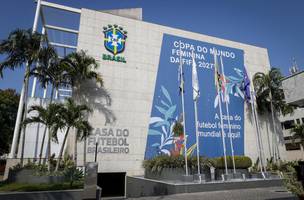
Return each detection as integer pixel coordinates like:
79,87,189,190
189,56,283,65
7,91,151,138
127,187,298,200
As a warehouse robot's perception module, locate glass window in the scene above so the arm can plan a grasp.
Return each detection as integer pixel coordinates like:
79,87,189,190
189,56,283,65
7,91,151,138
296,119,301,124
285,143,301,151
282,120,295,130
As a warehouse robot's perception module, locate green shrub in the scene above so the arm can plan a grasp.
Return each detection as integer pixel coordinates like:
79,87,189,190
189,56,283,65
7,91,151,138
250,157,261,173
265,157,279,171
277,160,300,173
143,155,213,173
210,156,252,169
49,154,75,171
10,160,48,174
282,165,304,198
63,166,84,187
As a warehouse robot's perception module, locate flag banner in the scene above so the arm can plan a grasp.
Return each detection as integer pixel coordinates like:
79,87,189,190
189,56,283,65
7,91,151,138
178,64,184,95
192,53,200,101
243,68,251,103
145,34,245,159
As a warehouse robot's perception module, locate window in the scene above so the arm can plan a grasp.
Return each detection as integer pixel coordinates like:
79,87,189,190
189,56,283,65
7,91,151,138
284,136,292,140
296,119,301,124
282,120,295,130
285,143,301,151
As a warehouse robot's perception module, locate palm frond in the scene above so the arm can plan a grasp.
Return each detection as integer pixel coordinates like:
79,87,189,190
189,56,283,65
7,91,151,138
23,116,45,126
0,28,44,77
63,50,102,87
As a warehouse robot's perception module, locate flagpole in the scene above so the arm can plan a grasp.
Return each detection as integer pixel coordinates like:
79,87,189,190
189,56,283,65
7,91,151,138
192,51,201,178
179,41,189,176
213,49,228,176
253,99,267,173
219,56,236,174
218,90,228,176
194,99,201,176
248,70,266,173
245,68,266,173
250,90,265,176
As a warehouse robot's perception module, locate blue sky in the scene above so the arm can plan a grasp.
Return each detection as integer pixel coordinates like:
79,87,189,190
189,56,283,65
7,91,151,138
0,0,303,93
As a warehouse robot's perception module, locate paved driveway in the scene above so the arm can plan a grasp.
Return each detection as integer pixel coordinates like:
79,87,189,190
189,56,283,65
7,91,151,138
127,187,298,200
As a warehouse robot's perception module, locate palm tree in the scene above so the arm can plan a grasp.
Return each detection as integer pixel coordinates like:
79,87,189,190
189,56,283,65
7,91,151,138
55,98,92,171
291,124,304,149
0,29,45,164
63,50,103,88
63,50,103,164
31,46,69,164
253,68,292,160
23,103,63,171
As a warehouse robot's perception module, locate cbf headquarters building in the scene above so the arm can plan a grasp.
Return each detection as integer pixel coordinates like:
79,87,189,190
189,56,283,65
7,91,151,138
6,0,304,198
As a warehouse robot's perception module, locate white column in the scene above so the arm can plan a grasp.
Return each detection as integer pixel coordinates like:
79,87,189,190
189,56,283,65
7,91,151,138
9,0,42,158
43,84,48,99
31,26,45,98
9,84,25,158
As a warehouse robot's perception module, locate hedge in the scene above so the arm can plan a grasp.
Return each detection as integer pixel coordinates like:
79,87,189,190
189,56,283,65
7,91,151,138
143,155,252,173
143,155,213,173
210,156,252,169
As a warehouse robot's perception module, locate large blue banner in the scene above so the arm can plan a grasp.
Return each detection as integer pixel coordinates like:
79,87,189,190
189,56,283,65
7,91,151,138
145,34,245,159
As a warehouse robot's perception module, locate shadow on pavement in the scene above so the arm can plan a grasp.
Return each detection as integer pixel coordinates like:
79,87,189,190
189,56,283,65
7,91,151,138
265,197,299,200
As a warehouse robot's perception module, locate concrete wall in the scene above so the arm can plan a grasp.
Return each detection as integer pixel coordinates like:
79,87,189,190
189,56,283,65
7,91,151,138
126,176,283,198
282,71,304,107
0,190,82,200
100,8,142,21
279,107,304,160
74,8,285,176
16,97,65,159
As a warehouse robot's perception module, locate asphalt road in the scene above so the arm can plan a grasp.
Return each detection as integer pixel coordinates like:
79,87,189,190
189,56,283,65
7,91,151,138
127,187,298,200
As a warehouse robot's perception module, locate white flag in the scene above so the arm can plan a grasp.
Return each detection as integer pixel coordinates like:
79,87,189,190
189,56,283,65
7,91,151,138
192,53,200,101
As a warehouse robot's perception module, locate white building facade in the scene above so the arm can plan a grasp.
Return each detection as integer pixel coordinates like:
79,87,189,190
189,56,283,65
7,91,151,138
9,5,302,178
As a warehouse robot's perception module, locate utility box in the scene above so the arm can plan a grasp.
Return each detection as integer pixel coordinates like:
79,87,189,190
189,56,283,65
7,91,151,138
83,162,101,200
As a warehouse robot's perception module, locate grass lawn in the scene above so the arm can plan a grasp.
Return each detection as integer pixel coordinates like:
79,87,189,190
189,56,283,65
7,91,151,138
0,181,83,192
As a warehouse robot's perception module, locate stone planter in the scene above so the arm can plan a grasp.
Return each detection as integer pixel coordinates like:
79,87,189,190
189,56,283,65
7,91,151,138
191,166,211,181
145,168,187,181
215,168,250,180
250,172,264,179
145,166,211,182
8,169,65,184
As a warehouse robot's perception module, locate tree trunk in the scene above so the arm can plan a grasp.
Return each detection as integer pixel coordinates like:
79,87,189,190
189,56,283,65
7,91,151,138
265,119,273,158
74,133,77,165
47,127,52,171
20,63,31,166
83,137,87,167
269,91,280,161
38,128,47,165
39,87,55,165
55,127,70,171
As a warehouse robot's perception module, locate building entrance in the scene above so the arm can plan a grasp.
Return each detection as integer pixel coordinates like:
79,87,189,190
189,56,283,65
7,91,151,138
97,172,126,197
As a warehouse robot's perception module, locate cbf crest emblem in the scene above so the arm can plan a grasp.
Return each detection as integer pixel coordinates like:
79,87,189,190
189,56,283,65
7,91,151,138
103,24,127,56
